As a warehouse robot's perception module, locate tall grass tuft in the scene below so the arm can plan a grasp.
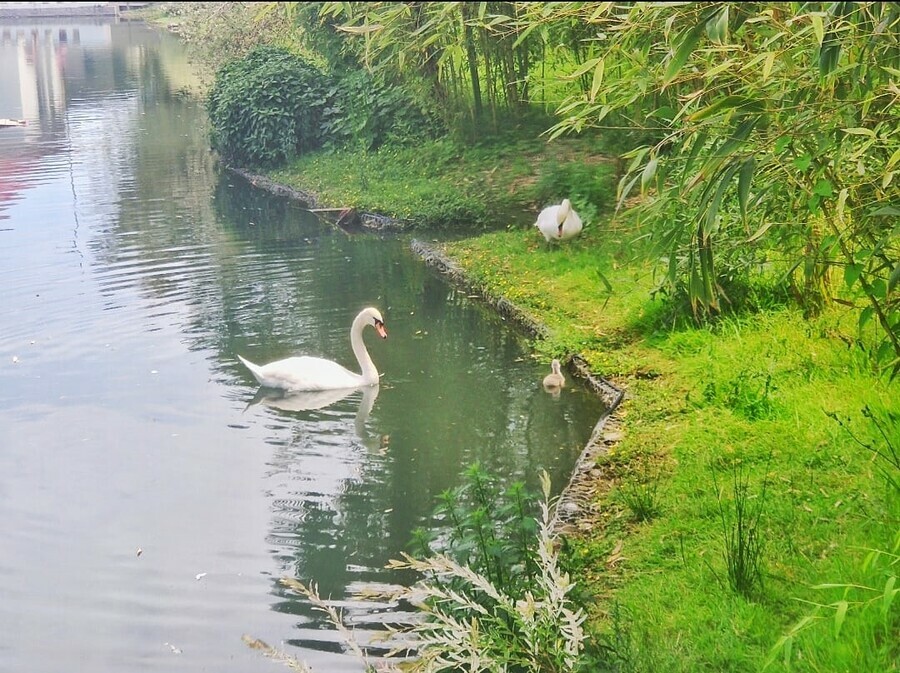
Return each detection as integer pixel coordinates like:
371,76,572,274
712,455,771,598
617,474,662,523
766,405,900,669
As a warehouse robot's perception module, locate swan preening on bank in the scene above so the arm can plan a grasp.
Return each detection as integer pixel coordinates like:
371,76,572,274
237,307,387,391
535,198,582,243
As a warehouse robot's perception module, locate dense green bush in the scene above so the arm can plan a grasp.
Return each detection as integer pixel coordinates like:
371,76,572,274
323,70,446,151
207,46,332,168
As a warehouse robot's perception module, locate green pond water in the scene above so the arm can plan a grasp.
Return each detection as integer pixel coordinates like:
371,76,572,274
0,19,607,671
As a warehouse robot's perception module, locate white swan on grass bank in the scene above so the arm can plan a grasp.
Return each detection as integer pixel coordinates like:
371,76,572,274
237,307,387,391
535,198,583,243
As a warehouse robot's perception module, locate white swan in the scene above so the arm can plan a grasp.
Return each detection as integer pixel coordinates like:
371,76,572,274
542,358,566,390
535,198,582,243
237,307,387,391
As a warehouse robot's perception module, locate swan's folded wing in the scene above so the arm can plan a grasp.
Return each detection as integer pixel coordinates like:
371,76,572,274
257,356,362,391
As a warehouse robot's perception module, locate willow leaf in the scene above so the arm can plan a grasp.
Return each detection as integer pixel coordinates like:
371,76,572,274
566,57,602,81
690,96,763,122
762,51,776,81
642,157,659,190
811,14,825,45
746,220,774,243
738,157,755,223
664,23,705,86
883,576,898,617
833,600,849,637
888,263,900,294
590,59,605,102
706,161,742,234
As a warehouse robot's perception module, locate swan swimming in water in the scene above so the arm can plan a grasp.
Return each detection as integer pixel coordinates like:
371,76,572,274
535,198,583,243
542,359,566,390
237,307,387,391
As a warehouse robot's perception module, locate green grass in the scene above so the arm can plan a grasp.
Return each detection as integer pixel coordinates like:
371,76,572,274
267,134,615,230
256,123,897,673
439,220,899,672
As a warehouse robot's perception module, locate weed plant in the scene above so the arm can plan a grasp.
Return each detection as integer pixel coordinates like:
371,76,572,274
617,476,662,523
410,462,541,600
388,469,588,672
711,456,771,599
252,468,594,672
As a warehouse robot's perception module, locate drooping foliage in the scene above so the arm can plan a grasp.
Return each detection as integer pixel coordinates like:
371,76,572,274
517,2,899,375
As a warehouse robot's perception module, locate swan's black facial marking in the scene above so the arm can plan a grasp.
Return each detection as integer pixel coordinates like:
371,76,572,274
373,317,387,339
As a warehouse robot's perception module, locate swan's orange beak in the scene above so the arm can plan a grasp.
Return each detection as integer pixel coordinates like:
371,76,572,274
374,319,387,339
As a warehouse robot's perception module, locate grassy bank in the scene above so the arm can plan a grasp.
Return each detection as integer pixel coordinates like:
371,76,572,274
269,131,616,231
266,141,898,671
442,226,898,672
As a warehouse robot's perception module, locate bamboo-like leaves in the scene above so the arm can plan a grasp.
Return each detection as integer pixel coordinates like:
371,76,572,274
291,1,900,371
663,22,706,87
589,58,605,102
738,157,755,225
706,5,729,44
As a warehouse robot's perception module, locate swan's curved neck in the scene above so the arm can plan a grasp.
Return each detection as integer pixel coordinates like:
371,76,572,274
557,200,571,225
350,313,378,384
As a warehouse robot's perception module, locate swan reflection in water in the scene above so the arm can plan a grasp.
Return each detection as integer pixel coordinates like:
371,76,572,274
245,384,380,439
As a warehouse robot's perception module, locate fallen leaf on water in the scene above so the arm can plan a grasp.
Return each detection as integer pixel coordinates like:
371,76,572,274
136,548,143,557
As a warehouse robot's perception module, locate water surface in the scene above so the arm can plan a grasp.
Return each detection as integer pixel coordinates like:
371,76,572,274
0,20,607,672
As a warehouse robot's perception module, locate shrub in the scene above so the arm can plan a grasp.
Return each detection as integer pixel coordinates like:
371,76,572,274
207,46,333,168
256,468,593,672
393,469,588,673
533,160,616,226
322,70,446,151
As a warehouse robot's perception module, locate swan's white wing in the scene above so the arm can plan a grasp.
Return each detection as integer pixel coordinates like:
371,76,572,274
561,208,583,239
535,205,562,241
254,356,364,391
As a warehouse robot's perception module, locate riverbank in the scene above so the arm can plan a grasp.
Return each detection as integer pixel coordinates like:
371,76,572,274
252,142,898,671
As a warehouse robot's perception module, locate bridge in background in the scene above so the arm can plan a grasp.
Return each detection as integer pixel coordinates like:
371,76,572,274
0,2,152,19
